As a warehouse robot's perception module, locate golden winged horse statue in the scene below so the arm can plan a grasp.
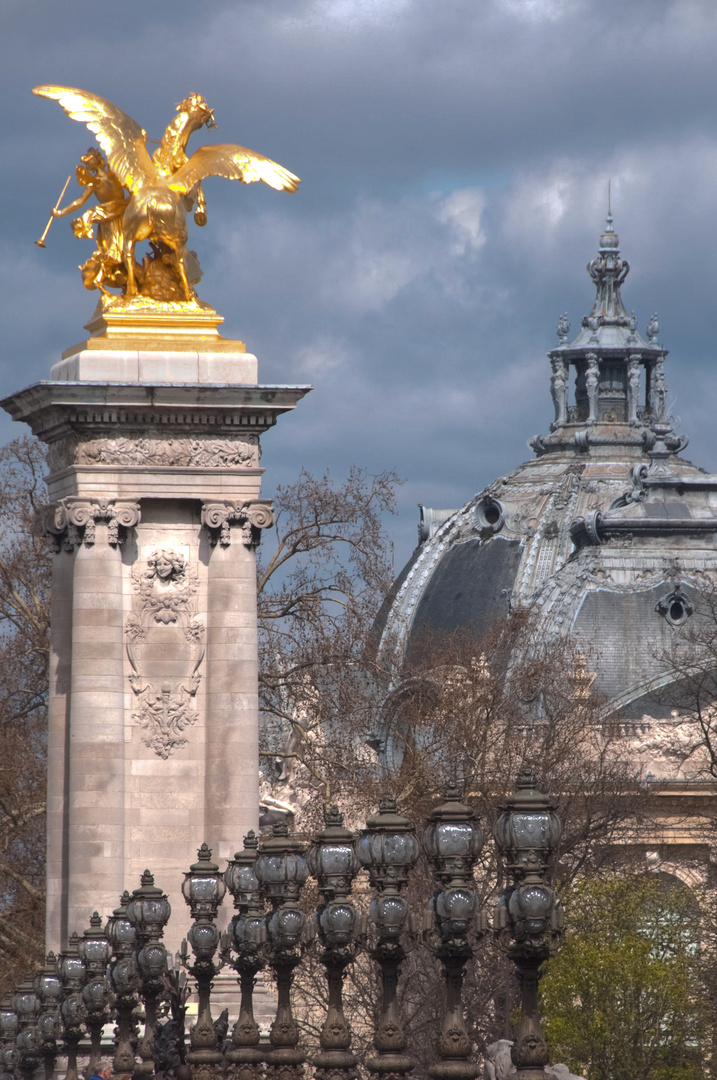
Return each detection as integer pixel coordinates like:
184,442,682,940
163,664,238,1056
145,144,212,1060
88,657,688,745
33,86,300,301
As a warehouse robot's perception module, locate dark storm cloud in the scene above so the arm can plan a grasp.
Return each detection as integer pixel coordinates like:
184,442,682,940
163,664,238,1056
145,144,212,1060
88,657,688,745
2,0,717,566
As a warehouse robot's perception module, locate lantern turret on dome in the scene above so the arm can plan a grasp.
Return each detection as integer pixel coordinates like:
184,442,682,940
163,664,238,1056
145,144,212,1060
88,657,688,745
531,214,686,462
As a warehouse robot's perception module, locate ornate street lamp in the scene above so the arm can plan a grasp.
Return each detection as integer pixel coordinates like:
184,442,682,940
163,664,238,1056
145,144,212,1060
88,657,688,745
126,870,172,1079
34,953,62,1080
255,819,310,1080
358,795,419,1080
79,912,114,1072
0,995,18,1079
493,768,564,1080
106,891,139,1076
308,806,361,1080
422,786,487,1080
180,843,227,1080
13,974,41,1080
223,831,267,1080
56,934,86,1080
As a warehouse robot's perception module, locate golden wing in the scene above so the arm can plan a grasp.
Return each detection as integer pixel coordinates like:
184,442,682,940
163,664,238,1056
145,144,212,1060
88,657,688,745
171,144,300,194
32,85,156,194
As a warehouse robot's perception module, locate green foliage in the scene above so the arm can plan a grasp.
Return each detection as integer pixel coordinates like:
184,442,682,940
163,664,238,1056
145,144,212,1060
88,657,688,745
540,874,707,1080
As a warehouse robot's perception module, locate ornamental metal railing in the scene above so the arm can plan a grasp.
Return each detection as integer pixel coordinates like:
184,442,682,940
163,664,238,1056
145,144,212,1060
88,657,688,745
0,769,564,1080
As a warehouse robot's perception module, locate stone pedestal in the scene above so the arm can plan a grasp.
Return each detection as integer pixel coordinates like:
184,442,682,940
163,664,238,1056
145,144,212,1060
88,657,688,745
1,300,310,956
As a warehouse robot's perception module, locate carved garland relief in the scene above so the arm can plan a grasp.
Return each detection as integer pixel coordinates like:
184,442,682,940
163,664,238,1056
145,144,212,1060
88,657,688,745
46,434,260,472
125,549,206,759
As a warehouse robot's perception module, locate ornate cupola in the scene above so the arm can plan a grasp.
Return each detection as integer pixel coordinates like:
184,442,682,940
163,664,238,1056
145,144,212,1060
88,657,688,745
531,214,687,464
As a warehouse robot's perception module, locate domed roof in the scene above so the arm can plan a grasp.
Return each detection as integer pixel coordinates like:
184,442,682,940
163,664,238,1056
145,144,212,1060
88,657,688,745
377,218,717,717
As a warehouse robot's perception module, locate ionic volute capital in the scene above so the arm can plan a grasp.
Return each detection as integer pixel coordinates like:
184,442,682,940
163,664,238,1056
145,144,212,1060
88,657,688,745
43,497,141,551
201,500,274,549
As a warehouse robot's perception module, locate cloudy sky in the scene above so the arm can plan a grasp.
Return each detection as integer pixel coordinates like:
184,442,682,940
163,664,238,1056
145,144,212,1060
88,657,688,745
2,0,717,568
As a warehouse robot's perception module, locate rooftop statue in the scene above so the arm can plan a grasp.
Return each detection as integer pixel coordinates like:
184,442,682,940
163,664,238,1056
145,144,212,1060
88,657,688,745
32,87,300,303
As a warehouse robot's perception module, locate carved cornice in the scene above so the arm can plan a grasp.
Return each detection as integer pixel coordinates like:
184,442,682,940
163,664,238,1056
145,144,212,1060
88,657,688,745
0,382,311,446
201,500,274,548
43,497,141,550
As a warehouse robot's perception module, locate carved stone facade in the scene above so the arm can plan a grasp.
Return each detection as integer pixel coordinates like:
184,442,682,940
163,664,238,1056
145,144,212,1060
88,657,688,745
0,321,310,956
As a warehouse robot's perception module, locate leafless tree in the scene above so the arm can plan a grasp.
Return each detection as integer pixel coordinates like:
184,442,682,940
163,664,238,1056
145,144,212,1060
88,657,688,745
0,437,50,994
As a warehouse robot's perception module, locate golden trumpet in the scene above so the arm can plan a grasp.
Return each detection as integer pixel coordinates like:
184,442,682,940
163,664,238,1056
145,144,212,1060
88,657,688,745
35,173,72,248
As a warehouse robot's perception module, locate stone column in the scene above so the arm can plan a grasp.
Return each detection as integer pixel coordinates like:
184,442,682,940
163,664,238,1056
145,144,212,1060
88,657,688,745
45,528,74,952
65,502,140,934
201,501,274,862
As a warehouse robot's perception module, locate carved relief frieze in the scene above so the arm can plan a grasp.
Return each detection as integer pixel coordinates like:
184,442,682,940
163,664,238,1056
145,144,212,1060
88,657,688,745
43,497,140,550
125,549,205,759
201,500,274,548
46,434,260,472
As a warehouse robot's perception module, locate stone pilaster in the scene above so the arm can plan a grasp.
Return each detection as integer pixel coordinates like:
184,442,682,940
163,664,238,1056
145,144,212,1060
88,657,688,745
45,539,73,951
197,500,276,864
67,516,132,934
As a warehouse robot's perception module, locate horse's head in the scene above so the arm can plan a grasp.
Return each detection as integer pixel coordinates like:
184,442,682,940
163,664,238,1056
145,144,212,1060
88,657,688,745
175,93,216,131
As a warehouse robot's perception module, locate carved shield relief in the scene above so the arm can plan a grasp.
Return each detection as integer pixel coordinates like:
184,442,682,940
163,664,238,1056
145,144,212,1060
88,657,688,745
125,549,205,758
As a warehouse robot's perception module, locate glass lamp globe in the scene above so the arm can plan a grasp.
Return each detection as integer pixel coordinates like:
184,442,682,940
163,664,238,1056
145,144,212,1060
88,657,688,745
225,832,261,910
181,843,227,919
106,892,137,957
81,976,110,1014
308,806,358,898
255,820,309,903
37,1010,59,1042
34,956,61,1005
187,920,221,960
318,901,357,948
435,886,476,938
15,1026,39,1054
13,977,39,1022
267,905,305,948
1,1046,17,1071
136,942,169,982
509,884,554,936
111,955,137,996
493,768,561,868
78,912,112,973
423,786,483,882
56,935,85,988
126,870,172,940
60,993,83,1027
0,998,19,1042
369,892,409,938
358,795,419,888
232,912,266,951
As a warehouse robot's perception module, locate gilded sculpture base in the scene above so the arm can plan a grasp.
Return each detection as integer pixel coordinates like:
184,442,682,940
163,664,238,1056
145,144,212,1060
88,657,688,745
51,295,258,384
64,294,247,355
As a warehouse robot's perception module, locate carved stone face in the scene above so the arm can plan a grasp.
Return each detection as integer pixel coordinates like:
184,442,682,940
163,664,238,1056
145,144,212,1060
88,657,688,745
154,555,174,581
